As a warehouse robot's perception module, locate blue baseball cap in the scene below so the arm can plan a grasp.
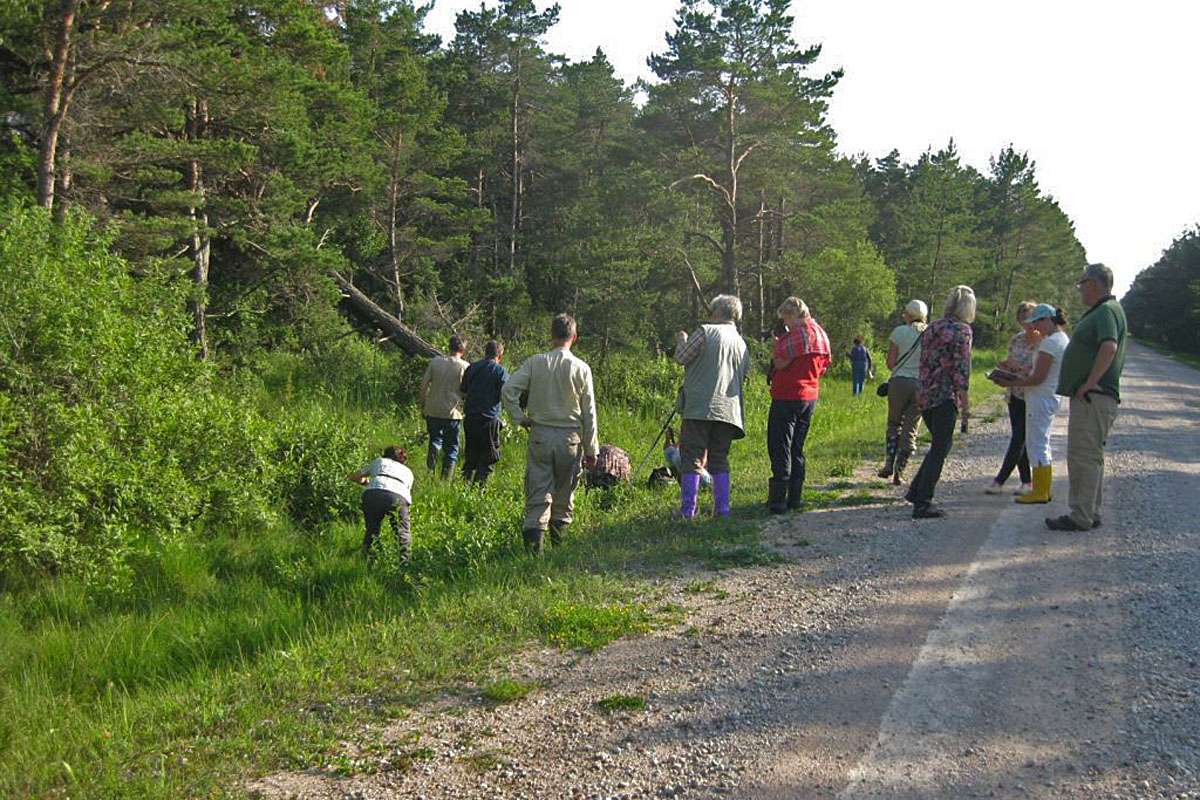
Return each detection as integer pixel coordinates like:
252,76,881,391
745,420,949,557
1026,303,1056,323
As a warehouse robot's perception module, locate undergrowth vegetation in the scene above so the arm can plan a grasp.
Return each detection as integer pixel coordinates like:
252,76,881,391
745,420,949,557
0,205,1004,798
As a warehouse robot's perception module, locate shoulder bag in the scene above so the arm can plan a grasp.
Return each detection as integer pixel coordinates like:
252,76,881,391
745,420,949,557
875,331,923,397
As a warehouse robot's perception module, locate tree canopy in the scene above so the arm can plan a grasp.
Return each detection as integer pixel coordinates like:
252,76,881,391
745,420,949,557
1,0,1090,356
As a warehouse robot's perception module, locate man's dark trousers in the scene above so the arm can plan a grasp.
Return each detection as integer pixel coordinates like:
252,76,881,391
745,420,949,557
462,415,502,484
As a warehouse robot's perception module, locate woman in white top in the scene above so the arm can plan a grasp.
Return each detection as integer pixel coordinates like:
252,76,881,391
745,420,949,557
348,445,415,562
996,304,1070,505
877,299,929,484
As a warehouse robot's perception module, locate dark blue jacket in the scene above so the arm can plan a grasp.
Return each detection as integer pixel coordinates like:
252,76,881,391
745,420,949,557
461,358,508,419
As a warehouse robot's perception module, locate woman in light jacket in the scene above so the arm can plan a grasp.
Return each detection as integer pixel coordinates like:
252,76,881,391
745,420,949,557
673,295,752,520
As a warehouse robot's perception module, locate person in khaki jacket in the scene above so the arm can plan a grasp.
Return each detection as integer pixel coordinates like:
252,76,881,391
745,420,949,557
420,335,470,478
501,314,598,554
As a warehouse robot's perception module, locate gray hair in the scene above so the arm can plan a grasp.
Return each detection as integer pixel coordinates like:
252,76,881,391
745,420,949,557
1082,263,1114,291
944,285,977,323
776,296,810,319
710,294,743,323
903,299,928,323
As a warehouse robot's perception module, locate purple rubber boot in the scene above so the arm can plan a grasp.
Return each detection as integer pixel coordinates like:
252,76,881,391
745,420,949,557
677,472,700,519
712,472,731,517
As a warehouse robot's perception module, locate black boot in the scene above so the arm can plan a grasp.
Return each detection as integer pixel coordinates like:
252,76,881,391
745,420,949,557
787,478,805,511
893,452,911,486
549,520,569,547
522,528,544,555
877,434,898,479
426,444,440,473
768,479,789,515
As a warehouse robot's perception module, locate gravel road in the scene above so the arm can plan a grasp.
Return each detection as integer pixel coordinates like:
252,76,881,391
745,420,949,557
250,342,1200,800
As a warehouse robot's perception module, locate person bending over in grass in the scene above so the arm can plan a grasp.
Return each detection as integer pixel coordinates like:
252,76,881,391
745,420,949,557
348,445,415,563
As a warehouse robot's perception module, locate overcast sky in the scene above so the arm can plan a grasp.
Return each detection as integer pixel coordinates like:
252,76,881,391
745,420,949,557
424,0,1200,296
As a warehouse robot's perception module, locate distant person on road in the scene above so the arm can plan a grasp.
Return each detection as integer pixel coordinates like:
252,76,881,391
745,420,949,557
994,305,1070,505
502,314,598,554
905,285,976,519
460,340,508,486
420,336,470,479
878,299,929,485
985,301,1040,496
1046,264,1128,532
348,445,415,563
674,295,752,520
767,297,831,514
849,337,873,396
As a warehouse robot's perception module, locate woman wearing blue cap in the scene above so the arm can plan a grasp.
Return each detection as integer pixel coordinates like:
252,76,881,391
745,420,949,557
992,304,1070,504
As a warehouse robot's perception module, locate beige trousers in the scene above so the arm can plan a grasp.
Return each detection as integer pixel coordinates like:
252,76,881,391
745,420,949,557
523,425,583,531
1067,394,1118,527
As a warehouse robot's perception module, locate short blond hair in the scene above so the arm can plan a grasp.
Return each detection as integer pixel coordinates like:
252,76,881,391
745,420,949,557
944,285,977,323
776,296,810,319
1016,301,1037,322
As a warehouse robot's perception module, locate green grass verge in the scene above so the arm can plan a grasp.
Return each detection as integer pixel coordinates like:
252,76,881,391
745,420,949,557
0,357,1003,799
1133,337,1200,370
596,694,647,713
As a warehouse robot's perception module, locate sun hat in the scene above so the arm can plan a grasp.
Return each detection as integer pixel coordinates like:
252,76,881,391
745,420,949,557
1026,303,1057,323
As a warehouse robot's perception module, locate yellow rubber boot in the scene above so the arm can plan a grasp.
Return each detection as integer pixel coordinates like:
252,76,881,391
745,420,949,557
1016,464,1052,504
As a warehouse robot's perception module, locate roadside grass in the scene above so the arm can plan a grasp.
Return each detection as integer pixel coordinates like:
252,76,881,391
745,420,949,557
0,350,1003,799
596,694,647,713
480,678,538,705
1132,337,1200,370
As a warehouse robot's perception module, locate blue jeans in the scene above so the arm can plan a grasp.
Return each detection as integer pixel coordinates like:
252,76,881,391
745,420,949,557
425,417,461,474
852,365,867,396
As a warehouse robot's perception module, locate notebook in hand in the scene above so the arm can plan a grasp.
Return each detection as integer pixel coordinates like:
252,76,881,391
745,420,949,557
987,368,1020,383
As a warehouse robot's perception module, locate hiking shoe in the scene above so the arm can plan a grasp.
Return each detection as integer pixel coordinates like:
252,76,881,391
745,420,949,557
912,503,946,520
985,481,1004,495
1092,516,1102,529
1044,515,1087,532
1014,482,1033,496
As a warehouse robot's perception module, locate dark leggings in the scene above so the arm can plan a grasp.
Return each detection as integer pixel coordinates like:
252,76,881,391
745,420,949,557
995,396,1031,486
361,489,411,562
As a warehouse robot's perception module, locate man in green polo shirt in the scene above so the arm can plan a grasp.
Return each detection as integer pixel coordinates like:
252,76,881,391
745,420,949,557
1046,263,1128,532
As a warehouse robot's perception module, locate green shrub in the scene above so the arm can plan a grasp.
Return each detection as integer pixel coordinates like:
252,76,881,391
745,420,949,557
0,206,282,583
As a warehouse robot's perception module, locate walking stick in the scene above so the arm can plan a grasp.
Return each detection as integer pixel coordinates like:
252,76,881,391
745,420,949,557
632,404,679,483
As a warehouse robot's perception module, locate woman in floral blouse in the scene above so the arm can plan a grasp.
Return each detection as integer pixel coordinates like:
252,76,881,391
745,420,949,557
905,285,976,519
986,301,1039,495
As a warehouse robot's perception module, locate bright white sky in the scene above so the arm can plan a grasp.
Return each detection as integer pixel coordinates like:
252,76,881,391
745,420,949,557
425,0,1200,296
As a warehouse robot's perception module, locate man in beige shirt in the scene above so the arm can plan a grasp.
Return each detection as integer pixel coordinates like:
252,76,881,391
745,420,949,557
420,335,470,478
502,314,599,553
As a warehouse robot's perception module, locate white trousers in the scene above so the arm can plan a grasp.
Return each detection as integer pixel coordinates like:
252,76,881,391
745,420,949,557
1025,393,1062,467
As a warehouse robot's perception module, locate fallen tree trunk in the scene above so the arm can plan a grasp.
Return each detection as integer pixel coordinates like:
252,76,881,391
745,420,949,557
332,272,443,358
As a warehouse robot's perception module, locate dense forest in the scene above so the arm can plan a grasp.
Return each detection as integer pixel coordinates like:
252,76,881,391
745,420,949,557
1,0,1087,354
1122,227,1200,356
1,0,1089,578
